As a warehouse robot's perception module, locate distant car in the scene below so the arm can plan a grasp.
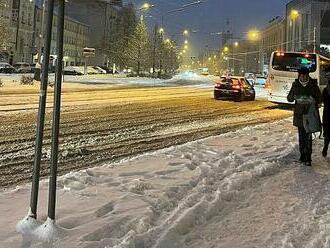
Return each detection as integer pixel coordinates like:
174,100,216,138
13,62,31,73
214,76,255,102
255,77,267,87
93,66,107,74
0,62,16,74
97,65,112,74
244,72,256,85
63,66,84,75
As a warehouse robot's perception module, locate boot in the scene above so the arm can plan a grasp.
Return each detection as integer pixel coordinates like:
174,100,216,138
305,161,312,166
322,146,328,157
305,154,312,166
299,154,306,163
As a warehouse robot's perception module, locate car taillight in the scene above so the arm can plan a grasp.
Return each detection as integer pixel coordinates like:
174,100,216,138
232,85,241,90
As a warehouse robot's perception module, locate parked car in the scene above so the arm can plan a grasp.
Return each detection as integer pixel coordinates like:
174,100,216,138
244,72,256,85
0,62,16,74
30,63,37,73
13,62,32,73
93,66,107,74
214,76,255,102
63,66,84,75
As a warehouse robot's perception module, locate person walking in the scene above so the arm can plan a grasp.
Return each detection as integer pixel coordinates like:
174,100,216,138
322,71,330,157
287,67,321,166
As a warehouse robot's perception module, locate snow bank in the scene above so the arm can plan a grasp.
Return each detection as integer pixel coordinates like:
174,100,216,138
1,118,330,247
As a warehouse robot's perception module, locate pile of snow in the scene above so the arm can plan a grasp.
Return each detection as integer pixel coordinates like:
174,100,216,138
1,118,330,247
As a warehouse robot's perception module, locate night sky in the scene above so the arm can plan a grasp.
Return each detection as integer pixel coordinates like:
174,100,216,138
130,0,292,55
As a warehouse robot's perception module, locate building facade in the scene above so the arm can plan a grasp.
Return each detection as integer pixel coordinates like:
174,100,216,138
261,16,286,66
286,0,330,52
65,0,123,66
34,5,90,67
6,0,36,64
0,0,12,61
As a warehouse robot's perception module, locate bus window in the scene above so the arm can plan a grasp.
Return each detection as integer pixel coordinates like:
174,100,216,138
320,57,330,86
272,53,317,72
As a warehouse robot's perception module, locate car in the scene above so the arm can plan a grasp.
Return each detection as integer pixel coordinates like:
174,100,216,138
255,76,267,87
244,72,256,85
30,63,37,73
93,66,107,74
13,62,32,73
0,62,16,74
63,66,84,75
214,76,256,102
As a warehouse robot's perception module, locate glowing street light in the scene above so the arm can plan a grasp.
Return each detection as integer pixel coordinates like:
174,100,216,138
165,38,171,43
184,40,188,44
159,27,164,34
140,2,153,10
223,46,229,52
247,30,260,41
184,44,188,50
183,30,189,36
234,42,239,47
290,9,299,19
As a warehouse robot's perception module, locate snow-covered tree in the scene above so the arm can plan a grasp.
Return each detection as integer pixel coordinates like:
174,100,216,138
108,3,137,68
160,40,179,75
126,20,152,75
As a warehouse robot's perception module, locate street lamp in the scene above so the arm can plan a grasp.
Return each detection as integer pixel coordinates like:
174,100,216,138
184,40,188,44
247,30,260,41
290,9,299,20
140,2,154,10
223,46,229,53
139,2,154,21
183,30,189,36
289,9,300,52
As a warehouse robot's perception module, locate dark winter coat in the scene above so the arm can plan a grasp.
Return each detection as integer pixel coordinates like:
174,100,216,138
287,78,321,127
322,86,330,138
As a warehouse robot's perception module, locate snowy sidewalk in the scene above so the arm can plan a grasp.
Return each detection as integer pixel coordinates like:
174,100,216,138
1,118,330,247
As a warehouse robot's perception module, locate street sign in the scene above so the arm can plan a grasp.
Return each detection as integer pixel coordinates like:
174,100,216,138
83,47,95,57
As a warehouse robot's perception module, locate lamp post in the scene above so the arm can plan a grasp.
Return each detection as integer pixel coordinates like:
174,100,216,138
290,9,299,52
159,27,164,78
232,42,238,74
247,29,262,73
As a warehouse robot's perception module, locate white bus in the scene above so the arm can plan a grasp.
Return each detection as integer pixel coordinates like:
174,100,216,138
267,52,330,104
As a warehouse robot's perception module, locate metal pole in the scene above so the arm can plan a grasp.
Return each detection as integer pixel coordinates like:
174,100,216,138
313,26,316,53
152,24,157,76
48,0,65,221
38,0,46,64
29,0,55,219
159,32,163,78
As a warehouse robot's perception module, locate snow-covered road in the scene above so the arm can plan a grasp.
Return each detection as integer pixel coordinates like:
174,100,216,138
1,118,330,247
